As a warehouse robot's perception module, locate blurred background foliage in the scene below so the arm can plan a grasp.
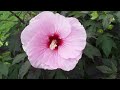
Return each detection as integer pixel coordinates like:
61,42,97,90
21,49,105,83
0,11,120,79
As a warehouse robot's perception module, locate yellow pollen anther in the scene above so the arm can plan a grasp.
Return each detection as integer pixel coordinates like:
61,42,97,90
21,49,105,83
49,40,57,50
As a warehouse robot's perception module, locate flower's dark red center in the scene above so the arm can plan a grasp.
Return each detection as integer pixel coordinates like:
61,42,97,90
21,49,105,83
48,33,63,50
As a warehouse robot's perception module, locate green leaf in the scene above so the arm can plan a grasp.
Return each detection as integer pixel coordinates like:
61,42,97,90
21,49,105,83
47,70,56,79
96,65,113,74
9,68,19,79
115,11,120,22
0,73,2,79
87,21,102,33
98,14,106,20
102,14,113,29
0,62,9,76
12,53,27,65
84,43,101,59
97,29,104,33
27,69,41,79
103,16,109,29
55,70,66,79
102,59,112,68
68,11,83,18
18,60,31,79
107,24,114,30
88,23,97,32
0,11,11,20
106,74,116,79
111,56,117,67
7,32,21,55
78,60,84,77
90,11,99,20
102,59,117,73
96,34,116,57
8,64,21,79
86,30,96,39
83,20,94,28
1,51,12,62
102,37,113,57
111,61,117,73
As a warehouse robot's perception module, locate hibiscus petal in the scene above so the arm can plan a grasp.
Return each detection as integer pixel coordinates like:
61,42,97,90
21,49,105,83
67,17,82,27
21,11,71,51
30,11,55,24
21,12,55,50
58,52,83,71
39,50,59,70
54,13,71,38
28,49,59,70
25,33,59,70
58,18,87,59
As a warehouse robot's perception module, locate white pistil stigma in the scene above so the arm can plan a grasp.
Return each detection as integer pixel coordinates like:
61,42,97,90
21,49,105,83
50,40,57,50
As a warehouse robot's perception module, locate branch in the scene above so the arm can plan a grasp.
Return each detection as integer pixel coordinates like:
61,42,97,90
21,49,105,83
9,11,26,25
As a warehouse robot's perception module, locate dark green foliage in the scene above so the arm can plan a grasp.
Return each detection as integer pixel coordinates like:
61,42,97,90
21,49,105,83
0,11,120,79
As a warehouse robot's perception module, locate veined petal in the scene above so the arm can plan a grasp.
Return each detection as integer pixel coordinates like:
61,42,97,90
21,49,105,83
58,18,86,59
58,52,83,71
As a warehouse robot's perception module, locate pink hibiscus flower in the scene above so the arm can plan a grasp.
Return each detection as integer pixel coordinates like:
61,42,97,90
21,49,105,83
21,11,87,71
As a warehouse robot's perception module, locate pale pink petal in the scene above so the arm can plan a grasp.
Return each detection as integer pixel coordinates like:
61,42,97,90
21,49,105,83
25,33,59,70
30,12,71,38
28,49,59,70
21,11,71,51
58,18,87,59
30,11,55,24
27,47,46,67
66,17,87,40
67,17,82,27
30,12,71,39
21,16,55,50
58,52,83,71
38,50,59,70
21,22,41,50
24,33,48,67
53,13,71,38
